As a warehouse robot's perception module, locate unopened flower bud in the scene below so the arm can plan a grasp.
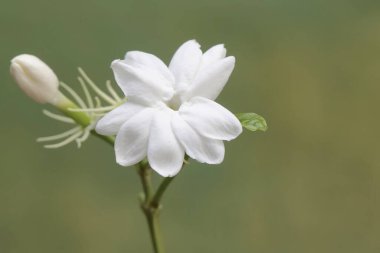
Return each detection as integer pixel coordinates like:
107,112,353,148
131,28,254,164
10,54,61,104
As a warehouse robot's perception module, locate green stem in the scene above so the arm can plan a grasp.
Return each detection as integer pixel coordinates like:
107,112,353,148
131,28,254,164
138,161,153,201
138,162,165,253
151,177,175,208
90,130,115,146
145,209,165,253
138,163,172,253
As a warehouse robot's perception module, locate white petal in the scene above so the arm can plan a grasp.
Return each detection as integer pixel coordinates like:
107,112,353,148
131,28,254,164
123,51,175,85
169,40,202,90
179,97,242,141
148,108,185,177
184,56,235,101
199,44,226,70
114,108,156,166
95,102,145,135
111,60,174,105
172,112,225,164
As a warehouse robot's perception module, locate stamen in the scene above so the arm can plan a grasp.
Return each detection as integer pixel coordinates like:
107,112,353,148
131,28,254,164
43,130,83,149
42,110,75,124
78,67,116,105
106,80,122,101
68,105,117,112
37,69,123,149
59,82,88,109
78,77,94,109
94,96,102,108
75,128,91,148
37,126,82,142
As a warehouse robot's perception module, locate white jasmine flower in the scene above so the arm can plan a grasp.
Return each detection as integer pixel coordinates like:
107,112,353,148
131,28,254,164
96,40,242,177
10,54,63,104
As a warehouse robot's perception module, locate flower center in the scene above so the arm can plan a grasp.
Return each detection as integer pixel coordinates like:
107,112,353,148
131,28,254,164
167,99,180,111
166,85,188,111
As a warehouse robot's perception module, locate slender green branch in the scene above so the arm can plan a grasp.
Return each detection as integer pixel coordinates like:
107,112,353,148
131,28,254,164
138,161,153,202
145,209,165,253
151,177,175,208
136,162,180,253
91,130,115,146
138,162,165,253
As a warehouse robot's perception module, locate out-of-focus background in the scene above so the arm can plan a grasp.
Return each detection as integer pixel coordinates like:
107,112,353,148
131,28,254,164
0,0,379,252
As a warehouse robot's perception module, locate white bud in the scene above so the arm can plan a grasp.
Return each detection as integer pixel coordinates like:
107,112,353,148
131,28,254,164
10,54,61,104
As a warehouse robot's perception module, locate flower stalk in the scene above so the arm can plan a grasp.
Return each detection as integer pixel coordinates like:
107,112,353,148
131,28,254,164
138,162,165,253
137,161,179,253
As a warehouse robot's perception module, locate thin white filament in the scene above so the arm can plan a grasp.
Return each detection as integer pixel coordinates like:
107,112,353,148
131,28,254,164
106,80,121,101
42,110,75,124
94,96,102,108
78,77,94,109
37,126,82,142
68,105,116,112
78,67,116,105
59,82,88,109
43,130,83,149
75,128,91,148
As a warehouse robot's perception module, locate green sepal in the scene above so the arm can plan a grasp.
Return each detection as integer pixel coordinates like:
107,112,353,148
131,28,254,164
236,113,268,132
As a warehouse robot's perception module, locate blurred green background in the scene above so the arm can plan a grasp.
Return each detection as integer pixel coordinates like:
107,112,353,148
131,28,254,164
0,0,379,252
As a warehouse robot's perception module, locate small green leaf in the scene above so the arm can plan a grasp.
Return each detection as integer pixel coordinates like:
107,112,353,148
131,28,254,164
236,113,268,132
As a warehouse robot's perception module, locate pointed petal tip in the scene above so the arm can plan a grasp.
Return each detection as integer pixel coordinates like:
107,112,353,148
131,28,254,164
228,122,243,141
188,154,224,165
214,44,226,50
110,59,122,68
115,149,131,166
151,164,181,177
115,156,138,167
95,120,116,136
94,122,104,135
183,39,201,48
115,157,127,167
124,50,140,60
94,116,111,134
226,55,236,64
221,117,243,141
207,152,225,164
